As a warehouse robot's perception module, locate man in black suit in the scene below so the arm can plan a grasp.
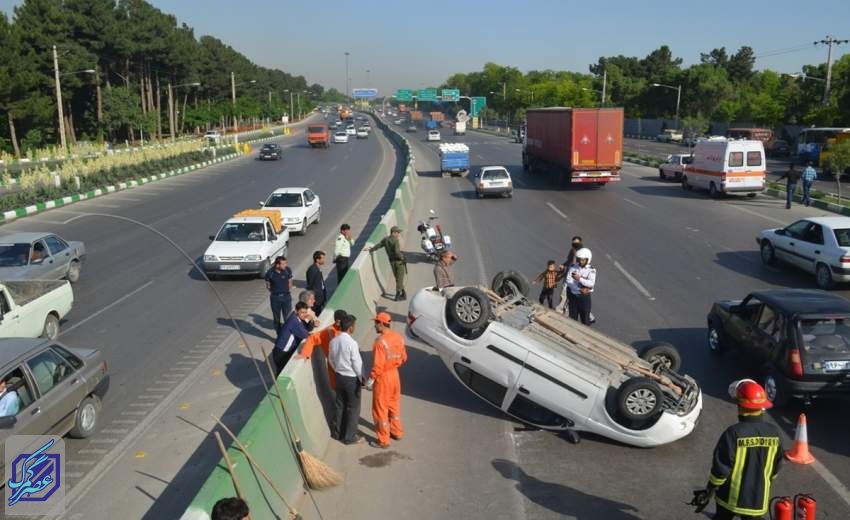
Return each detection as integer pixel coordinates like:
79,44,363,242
306,250,327,316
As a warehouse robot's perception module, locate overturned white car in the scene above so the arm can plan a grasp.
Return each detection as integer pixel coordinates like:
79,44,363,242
407,272,703,447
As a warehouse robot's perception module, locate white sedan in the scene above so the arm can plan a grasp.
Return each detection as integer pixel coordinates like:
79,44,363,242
757,216,850,289
427,130,441,142
356,128,369,139
407,273,703,447
260,187,321,235
333,131,348,144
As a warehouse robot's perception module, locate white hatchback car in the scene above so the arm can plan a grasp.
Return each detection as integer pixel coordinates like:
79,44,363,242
345,125,357,136
260,187,321,235
476,166,513,198
658,154,692,180
407,273,703,447
333,131,348,144
427,130,441,142
757,216,850,289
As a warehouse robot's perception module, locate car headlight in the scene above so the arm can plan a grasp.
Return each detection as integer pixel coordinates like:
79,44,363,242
285,217,301,223
244,255,262,261
204,255,218,262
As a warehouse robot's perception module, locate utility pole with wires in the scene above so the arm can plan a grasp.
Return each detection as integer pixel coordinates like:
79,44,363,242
815,35,848,105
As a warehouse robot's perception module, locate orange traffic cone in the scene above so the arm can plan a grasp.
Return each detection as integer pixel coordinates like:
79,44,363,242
785,413,815,464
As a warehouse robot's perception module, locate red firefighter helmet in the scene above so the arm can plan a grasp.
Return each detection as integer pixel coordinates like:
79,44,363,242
730,379,773,410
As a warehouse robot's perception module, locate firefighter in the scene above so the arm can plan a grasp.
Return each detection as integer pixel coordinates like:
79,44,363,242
365,312,408,448
691,379,783,520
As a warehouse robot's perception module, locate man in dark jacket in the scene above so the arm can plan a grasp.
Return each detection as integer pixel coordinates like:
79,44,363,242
270,302,311,375
692,379,783,519
777,164,801,209
306,250,327,316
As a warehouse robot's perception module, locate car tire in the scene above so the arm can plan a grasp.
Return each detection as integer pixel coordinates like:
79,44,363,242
747,192,757,198
67,260,82,283
681,176,691,190
41,313,60,340
762,371,789,408
639,342,682,372
506,191,513,199
448,287,491,331
816,263,834,289
760,241,776,265
302,218,308,235
315,209,321,224
707,321,726,354
477,191,484,199
491,271,531,299
616,377,664,422
69,395,100,438
257,259,270,279
709,182,720,198
659,169,666,179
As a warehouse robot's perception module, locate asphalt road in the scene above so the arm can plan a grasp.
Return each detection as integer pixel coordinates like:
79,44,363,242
307,121,850,519
0,115,399,509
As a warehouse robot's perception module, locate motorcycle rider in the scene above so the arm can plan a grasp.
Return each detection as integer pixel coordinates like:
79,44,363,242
566,248,595,325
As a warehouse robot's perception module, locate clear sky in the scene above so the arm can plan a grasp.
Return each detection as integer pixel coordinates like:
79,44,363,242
3,0,850,96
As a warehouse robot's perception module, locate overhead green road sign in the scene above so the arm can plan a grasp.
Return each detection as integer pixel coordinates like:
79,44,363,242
395,89,412,101
470,96,487,117
441,89,460,102
417,88,438,102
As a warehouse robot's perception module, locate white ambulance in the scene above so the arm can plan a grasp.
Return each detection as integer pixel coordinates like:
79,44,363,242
680,139,766,198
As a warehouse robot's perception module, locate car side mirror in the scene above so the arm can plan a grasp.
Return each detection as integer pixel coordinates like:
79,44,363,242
209,235,215,241
775,229,786,236
306,201,313,207
0,415,17,428
31,258,43,264
259,201,265,207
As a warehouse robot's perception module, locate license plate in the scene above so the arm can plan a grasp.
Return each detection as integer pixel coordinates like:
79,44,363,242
824,360,850,371
220,265,241,271
489,182,505,186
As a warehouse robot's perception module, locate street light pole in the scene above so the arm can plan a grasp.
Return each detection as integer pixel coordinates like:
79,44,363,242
651,83,682,128
230,71,237,133
601,69,607,107
345,52,350,104
53,45,67,151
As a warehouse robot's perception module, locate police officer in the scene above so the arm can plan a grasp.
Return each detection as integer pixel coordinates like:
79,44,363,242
369,226,407,301
566,248,595,325
691,379,783,520
334,224,353,284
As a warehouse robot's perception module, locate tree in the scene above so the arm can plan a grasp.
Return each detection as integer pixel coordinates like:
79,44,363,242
727,46,756,83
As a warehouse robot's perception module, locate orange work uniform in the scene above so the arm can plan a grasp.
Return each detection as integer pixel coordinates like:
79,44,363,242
300,324,341,390
371,329,408,445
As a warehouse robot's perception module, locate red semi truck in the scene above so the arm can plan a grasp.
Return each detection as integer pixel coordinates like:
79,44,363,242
522,107,623,185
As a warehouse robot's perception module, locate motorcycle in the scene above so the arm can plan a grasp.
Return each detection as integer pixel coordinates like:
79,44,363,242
417,211,452,261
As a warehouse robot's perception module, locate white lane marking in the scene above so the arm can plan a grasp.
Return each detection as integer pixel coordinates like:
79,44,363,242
111,196,144,202
623,197,646,209
329,165,338,171
726,203,787,225
61,281,154,335
811,459,850,509
546,202,569,221
82,202,122,208
606,254,655,301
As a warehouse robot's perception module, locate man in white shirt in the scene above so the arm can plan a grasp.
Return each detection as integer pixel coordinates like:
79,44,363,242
329,314,365,444
566,248,596,326
0,376,21,417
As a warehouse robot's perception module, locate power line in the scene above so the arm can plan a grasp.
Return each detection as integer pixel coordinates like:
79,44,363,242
754,43,816,59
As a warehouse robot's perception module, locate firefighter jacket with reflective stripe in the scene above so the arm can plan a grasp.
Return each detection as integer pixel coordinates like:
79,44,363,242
370,329,407,380
708,415,783,516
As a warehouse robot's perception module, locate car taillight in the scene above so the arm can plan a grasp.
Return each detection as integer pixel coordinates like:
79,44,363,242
407,313,417,327
435,224,442,233
841,255,850,264
789,348,804,377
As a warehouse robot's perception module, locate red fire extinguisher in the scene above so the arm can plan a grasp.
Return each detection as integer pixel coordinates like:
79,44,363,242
771,496,793,520
794,494,816,520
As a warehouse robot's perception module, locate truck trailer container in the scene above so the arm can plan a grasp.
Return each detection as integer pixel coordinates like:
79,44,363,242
522,107,623,185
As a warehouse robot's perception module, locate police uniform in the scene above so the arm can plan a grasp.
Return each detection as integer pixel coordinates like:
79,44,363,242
708,414,783,519
371,228,406,299
334,232,353,283
566,263,595,325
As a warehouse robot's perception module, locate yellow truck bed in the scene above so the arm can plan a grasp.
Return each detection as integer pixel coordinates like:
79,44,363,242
233,209,283,233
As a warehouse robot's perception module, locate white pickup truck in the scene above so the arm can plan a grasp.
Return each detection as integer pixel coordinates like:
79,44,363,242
202,210,290,278
0,280,74,340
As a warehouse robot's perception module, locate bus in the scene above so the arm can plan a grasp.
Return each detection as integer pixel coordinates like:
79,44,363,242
796,127,850,164
726,127,773,144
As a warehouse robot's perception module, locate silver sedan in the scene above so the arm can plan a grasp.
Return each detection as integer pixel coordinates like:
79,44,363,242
0,232,86,282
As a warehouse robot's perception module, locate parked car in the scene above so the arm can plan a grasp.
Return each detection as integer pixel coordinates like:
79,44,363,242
258,143,283,160
427,130,441,142
356,127,369,139
658,154,692,180
203,212,289,278
475,166,513,198
707,289,850,405
407,273,703,447
204,130,222,145
0,232,86,283
0,338,110,475
333,131,349,144
260,187,321,235
656,129,683,143
756,216,850,289
0,281,74,340
766,139,791,158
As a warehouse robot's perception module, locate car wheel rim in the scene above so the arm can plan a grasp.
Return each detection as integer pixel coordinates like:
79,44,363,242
761,245,773,262
81,403,96,431
764,377,777,402
46,320,58,339
456,295,482,324
626,389,657,416
818,266,830,287
69,263,80,281
708,329,720,351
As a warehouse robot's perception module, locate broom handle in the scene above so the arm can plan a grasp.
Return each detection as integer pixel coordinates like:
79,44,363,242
261,346,302,444
214,431,252,520
213,415,296,514
260,346,302,445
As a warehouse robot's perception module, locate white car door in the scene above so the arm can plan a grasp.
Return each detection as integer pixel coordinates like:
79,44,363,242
0,289,21,337
775,220,811,269
795,222,827,275
506,352,596,429
305,190,320,222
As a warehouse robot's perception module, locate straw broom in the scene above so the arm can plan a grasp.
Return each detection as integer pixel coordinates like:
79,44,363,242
213,415,302,520
213,431,252,520
262,346,342,489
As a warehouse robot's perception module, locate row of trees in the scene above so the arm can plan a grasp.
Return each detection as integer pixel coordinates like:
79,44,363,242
0,0,341,157
438,45,849,129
